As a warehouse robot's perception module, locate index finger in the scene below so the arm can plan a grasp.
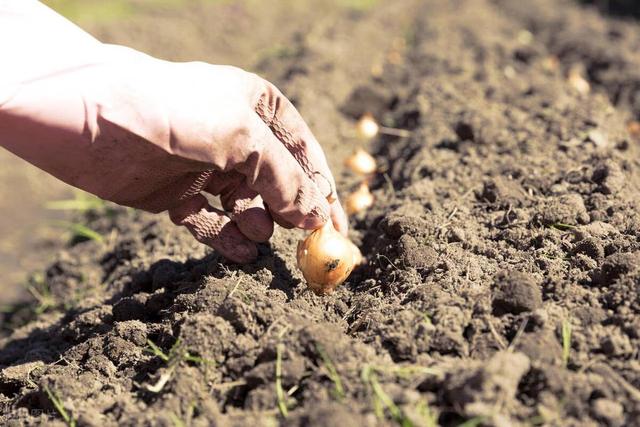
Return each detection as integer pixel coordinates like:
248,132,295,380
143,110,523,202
234,113,331,231
253,78,349,235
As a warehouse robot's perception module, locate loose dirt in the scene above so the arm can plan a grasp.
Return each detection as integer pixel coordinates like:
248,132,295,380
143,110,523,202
1,0,639,426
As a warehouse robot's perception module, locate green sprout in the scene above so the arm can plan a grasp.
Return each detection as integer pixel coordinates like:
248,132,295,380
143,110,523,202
143,339,214,393
361,365,413,427
25,273,56,315
457,416,487,427
146,339,213,366
45,191,106,211
51,221,104,243
276,343,289,417
415,399,438,427
550,223,575,231
147,339,170,363
315,343,345,400
44,385,76,427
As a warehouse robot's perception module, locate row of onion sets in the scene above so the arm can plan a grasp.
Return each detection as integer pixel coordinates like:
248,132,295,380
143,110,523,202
344,113,410,214
297,114,410,295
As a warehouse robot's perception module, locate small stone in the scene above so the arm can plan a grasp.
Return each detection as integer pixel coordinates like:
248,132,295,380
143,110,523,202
592,161,626,195
573,221,618,240
587,129,608,148
572,238,604,260
530,309,549,327
493,270,543,315
597,252,640,285
600,332,633,357
592,398,624,427
448,227,466,243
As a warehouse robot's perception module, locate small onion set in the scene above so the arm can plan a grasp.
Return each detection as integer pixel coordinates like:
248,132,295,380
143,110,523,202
346,182,374,215
356,113,380,140
297,113,407,294
344,147,377,175
297,221,363,295
568,67,590,95
355,113,411,140
343,148,376,216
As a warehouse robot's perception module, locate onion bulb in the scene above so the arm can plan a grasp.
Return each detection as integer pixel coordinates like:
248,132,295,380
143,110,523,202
356,113,380,140
345,148,377,175
346,182,374,215
297,221,362,295
568,69,590,95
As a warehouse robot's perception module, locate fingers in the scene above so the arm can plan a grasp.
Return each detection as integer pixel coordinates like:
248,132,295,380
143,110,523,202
269,208,295,230
253,78,349,233
201,171,274,242
218,183,274,243
234,113,331,231
168,194,257,263
330,199,349,236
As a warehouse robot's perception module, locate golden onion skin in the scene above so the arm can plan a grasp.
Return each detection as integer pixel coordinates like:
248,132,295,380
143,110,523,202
345,183,374,215
356,113,380,140
344,148,377,175
296,221,361,295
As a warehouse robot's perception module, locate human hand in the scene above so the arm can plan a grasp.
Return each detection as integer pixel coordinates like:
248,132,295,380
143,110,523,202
1,48,348,263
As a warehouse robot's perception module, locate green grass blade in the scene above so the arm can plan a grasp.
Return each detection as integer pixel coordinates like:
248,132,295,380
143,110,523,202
457,416,486,427
147,339,170,362
52,221,104,242
44,386,75,427
45,199,104,211
315,343,345,400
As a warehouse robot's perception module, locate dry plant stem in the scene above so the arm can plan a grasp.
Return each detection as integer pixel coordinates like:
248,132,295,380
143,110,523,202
378,126,411,138
562,318,572,368
144,369,174,393
508,318,529,352
210,380,247,390
485,315,507,350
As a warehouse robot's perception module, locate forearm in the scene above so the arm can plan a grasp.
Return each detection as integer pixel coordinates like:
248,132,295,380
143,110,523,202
0,1,105,180
0,1,167,197
0,0,102,84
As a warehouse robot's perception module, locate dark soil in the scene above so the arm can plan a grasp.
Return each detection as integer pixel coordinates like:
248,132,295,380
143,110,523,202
2,0,640,426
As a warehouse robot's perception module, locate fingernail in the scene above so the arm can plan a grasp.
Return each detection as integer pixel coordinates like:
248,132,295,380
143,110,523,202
295,180,330,228
302,214,327,230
